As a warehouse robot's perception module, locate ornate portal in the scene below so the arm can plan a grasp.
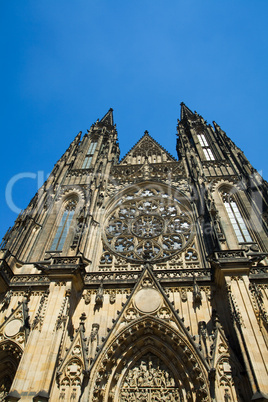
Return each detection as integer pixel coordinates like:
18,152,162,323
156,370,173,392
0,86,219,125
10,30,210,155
120,354,181,402
103,186,193,262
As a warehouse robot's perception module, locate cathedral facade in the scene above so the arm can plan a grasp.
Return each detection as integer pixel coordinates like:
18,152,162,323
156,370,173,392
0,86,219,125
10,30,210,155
0,103,268,401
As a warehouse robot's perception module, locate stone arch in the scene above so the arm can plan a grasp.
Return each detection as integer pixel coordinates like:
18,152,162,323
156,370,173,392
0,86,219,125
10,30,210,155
58,356,84,401
43,186,87,256
217,182,255,246
210,181,250,248
89,317,210,402
0,340,23,399
56,185,88,205
214,353,243,401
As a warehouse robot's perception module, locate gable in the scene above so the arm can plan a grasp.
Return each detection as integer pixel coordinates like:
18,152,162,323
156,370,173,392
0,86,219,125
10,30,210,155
120,132,176,165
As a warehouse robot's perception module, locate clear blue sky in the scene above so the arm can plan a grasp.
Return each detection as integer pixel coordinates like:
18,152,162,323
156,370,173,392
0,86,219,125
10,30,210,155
1,0,268,241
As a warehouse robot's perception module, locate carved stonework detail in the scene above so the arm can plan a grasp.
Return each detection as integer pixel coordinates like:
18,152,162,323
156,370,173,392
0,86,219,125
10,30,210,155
249,283,268,326
82,290,91,305
226,284,244,328
109,290,116,304
32,290,50,331
55,290,70,331
180,288,188,302
58,358,83,401
103,184,193,263
120,354,181,401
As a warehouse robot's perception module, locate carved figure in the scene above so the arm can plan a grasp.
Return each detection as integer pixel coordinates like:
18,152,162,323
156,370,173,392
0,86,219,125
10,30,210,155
120,353,179,401
83,290,91,305
193,276,202,303
224,388,232,401
95,282,104,305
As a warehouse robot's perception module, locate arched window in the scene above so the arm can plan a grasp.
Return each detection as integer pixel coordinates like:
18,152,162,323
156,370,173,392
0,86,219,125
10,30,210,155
197,134,215,161
82,141,97,169
50,199,77,251
222,191,252,243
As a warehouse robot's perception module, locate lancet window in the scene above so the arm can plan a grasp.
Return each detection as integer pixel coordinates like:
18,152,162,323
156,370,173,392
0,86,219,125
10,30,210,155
82,141,97,168
50,199,77,251
197,134,215,161
222,192,252,243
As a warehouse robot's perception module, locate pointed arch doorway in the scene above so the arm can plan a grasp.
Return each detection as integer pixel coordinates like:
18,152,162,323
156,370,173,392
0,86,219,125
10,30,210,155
89,317,210,402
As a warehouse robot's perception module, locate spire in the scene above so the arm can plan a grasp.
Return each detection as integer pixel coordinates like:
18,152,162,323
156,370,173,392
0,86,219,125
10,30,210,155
100,108,114,127
180,102,195,120
213,121,223,132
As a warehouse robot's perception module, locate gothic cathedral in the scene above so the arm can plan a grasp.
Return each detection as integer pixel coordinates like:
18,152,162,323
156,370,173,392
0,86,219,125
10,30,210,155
0,103,268,402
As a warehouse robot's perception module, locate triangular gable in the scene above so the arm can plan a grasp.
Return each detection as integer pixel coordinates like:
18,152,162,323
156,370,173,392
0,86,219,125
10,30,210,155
211,326,230,370
56,316,89,401
210,324,247,400
91,264,208,369
87,265,211,401
120,132,176,164
57,316,89,375
0,300,30,349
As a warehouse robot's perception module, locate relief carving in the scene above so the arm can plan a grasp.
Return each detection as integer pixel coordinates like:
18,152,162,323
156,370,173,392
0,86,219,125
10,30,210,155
120,354,181,402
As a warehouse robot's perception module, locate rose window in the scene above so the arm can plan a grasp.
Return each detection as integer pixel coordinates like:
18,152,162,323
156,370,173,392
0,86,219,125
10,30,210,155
132,215,164,238
103,186,193,262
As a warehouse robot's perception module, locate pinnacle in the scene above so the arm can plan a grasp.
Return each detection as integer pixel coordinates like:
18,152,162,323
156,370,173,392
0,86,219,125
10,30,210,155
180,102,195,120
100,108,114,126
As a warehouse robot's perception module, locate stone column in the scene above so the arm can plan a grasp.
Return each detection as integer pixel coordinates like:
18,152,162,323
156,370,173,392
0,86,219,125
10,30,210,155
213,250,268,400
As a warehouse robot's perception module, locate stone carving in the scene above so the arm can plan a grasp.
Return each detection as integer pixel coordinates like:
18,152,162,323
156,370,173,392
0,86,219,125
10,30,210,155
89,323,99,360
32,289,49,331
11,275,50,284
103,185,193,262
218,357,234,387
109,290,116,304
224,388,232,401
71,209,86,249
185,248,198,262
120,354,180,401
215,250,246,260
95,282,104,305
1,290,12,310
125,308,138,321
53,256,81,265
55,290,70,331
59,358,83,401
180,288,188,302
157,307,171,319
84,268,211,285
82,290,91,305
226,284,244,327
100,252,113,265
193,276,202,303
249,283,268,326
111,161,185,183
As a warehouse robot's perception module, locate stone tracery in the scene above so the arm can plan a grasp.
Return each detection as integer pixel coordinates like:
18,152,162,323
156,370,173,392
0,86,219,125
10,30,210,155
103,186,193,262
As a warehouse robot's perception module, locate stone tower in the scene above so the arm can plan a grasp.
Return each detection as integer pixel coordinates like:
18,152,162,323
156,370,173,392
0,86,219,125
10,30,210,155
0,104,268,401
